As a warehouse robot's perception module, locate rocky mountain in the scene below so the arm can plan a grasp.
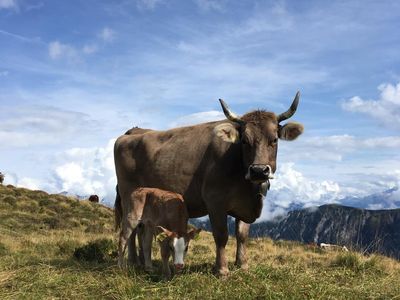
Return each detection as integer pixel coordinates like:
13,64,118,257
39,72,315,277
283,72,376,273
249,204,400,259
190,204,400,259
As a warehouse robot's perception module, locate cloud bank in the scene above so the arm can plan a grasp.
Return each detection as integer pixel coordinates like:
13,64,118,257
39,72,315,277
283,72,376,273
342,81,400,129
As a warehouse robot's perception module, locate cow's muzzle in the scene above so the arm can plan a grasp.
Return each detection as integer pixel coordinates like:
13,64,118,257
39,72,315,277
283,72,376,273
245,164,274,183
174,263,184,272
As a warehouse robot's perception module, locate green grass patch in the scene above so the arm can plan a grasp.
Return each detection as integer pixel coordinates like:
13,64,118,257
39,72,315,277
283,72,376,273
0,184,400,299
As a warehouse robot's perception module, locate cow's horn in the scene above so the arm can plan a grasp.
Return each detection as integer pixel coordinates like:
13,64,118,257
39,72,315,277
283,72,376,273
219,99,244,124
277,91,300,123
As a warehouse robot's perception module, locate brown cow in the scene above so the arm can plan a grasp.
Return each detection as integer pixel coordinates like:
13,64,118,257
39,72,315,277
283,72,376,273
116,187,200,279
0,172,4,185
114,93,303,276
88,195,99,203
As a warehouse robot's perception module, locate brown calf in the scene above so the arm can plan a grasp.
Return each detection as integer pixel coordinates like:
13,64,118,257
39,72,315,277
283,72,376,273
116,187,201,279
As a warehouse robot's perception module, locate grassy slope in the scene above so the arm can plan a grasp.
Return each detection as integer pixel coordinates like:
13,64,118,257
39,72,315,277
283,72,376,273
0,185,399,299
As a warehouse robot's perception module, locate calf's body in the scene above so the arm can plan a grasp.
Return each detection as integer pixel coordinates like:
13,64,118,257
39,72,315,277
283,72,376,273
117,187,199,279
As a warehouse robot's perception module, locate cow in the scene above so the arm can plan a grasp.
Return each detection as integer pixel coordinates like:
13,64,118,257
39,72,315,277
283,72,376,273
0,172,4,185
88,195,99,203
114,92,304,276
116,187,200,279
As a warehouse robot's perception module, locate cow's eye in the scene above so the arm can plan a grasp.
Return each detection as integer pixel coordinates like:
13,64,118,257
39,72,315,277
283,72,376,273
272,138,278,144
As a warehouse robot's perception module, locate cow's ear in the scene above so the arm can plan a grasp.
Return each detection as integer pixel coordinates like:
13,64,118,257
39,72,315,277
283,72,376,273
187,228,202,241
278,122,304,141
214,123,240,143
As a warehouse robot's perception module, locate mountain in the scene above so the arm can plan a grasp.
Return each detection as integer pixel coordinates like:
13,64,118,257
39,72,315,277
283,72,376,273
191,203,400,259
250,204,400,259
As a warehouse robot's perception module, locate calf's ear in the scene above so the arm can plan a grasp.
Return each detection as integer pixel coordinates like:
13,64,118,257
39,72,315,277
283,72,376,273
156,226,176,242
187,228,202,240
156,232,168,243
278,122,304,141
214,123,240,144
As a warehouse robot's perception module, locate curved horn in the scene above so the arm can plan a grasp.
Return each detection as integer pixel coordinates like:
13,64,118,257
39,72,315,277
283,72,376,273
219,99,244,124
277,91,300,123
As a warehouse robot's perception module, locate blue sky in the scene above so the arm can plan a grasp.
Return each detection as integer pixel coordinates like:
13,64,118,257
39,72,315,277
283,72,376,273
1,0,400,219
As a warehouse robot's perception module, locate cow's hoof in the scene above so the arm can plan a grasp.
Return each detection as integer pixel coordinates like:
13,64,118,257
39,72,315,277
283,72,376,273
145,266,154,273
215,267,230,278
235,262,249,271
163,274,172,281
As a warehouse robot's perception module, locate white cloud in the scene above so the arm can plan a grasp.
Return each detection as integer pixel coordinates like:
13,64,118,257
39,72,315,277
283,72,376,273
99,27,115,42
0,29,40,43
48,41,77,60
50,139,117,203
0,105,98,148
82,44,98,54
135,0,163,10
169,111,225,128
1,139,117,204
260,163,400,220
237,2,293,35
0,0,17,9
342,81,400,129
194,0,225,12
279,134,400,162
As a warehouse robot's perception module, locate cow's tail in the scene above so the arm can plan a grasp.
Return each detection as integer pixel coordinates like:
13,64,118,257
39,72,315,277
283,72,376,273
114,185,122,231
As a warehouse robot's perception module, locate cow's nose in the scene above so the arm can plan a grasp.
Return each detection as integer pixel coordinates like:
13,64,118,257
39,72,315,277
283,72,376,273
174,263,184,271
249,164,271,175
247,164,272,182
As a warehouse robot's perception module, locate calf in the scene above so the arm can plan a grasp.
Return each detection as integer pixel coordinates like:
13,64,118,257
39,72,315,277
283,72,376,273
117,187,201,279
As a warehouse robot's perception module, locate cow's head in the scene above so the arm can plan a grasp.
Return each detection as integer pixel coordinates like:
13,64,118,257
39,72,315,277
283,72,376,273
215,92,303,184
156,226,201,271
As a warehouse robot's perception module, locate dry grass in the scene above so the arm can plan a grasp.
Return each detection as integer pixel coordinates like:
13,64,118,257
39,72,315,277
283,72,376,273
1,185,400,299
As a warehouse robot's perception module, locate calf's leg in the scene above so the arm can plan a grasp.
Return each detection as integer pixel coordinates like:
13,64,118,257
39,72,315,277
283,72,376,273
160,242,172,280
127,228,139,266
142,226,154,272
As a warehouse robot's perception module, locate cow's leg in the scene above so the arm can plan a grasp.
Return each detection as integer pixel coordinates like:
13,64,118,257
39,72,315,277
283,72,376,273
117,185,144,269
118,218,138,269
142,226,154,272
235,219,250,270
208,211,229,276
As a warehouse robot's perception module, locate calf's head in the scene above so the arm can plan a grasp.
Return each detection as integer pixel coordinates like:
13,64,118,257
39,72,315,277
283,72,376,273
156,226,201,271
215,92,304,184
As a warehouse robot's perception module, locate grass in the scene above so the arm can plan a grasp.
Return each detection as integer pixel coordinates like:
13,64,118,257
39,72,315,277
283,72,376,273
1,184,400,299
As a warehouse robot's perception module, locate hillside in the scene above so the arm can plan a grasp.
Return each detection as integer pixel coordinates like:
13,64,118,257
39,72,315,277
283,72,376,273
1,185,400,299
250,204,400,259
